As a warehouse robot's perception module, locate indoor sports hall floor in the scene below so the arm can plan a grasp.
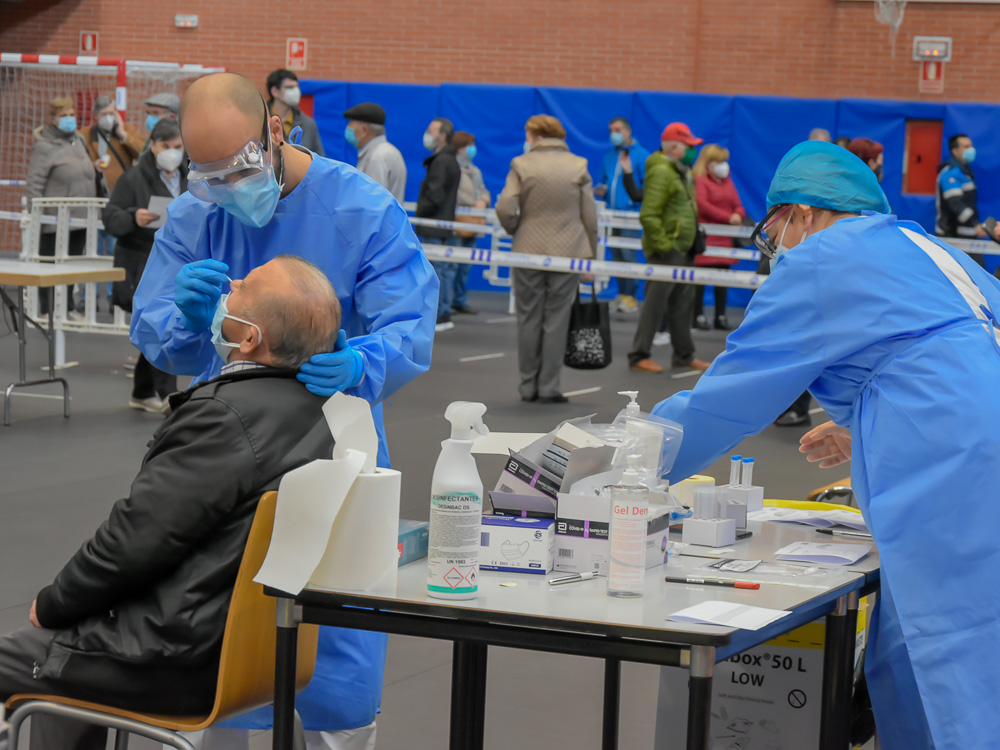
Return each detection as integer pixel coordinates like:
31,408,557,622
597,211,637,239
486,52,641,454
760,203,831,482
0,290,848,749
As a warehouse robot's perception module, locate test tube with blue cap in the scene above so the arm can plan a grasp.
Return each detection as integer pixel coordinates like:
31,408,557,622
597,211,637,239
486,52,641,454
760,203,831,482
741,457,755,488
729,455,742,486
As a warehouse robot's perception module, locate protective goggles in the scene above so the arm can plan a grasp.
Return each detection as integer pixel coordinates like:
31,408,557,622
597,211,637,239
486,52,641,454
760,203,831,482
750,204,792,259
187,111,272,203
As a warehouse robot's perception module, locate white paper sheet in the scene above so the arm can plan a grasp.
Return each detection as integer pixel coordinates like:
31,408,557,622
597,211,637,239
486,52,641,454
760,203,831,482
472,432,546,455
324,394,378,473
667,600,792,630
748,507,868,531
774,541,873,566
146,195,173,229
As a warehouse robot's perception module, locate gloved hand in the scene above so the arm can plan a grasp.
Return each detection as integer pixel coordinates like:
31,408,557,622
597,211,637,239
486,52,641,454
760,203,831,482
174,259,230,331
297,330,365,396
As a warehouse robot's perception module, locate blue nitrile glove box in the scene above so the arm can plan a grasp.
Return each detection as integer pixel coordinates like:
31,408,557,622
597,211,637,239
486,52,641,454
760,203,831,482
398,519,429,566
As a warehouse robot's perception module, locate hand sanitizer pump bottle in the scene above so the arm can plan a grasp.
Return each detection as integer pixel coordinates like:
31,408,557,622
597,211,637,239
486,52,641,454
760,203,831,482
427,402,488,601
607,455,650,598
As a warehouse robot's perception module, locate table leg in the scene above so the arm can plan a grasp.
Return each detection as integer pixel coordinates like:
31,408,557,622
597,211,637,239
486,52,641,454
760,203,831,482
3,286,28,426
273,598,299,750
602,658,621,750
820,593,858,750
46,306,70,417
686,645,715,750
450,641,488,750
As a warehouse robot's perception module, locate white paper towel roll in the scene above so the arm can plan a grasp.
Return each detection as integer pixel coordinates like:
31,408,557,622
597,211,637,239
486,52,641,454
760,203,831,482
308,467,401,592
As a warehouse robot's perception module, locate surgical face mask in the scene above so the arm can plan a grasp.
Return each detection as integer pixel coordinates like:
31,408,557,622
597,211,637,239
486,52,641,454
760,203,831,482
711,161,730,180
682,146,698,166
57,116,77,134
774,212,809,259
98,114,117,133
282,86,301,107
610,132,625,147
465,144,477,161
217,165,282,228
523,141,532,154
963,146,977,165
145,114,161,133
156,147,183,173
423,131,437,151
210,293,262,360
344,125,359,148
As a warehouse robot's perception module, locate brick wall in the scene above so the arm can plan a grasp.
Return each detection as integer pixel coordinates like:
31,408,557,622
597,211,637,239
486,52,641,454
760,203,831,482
2,0,1000,102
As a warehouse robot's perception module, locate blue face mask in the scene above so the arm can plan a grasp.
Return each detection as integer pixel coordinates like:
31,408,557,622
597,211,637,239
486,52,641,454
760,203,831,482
523,141,532,154
344,125,359,148
145,114,161,133
963,146,977,165
610,132,625,147
210,293,262,359
465,144,477,161
217,166,282,229
57,116,77,133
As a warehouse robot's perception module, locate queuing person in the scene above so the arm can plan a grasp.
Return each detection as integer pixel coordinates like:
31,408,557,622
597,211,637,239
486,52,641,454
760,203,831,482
81,95,146,311
834,135,852,149
102,119,187,413
415,117,462,330
808,127,832,142
691,144,745,331
0,257,343,750
130,73,436,749
343,101,407,203
937,133,989,266
143,92,180,134
26,95,96,320
653,139,1000,750
451,130,491,316
627,122,711,374
848,137,885,182
595,117,649,313
496,115,598,404
266,68,325,156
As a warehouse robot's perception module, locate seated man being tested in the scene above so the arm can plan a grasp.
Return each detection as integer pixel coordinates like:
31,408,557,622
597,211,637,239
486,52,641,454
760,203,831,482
0,255,350,749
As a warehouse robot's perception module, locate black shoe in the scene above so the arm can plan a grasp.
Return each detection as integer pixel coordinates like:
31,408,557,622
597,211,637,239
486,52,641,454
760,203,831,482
714,315,732,331
693,314,711,331
537,394,569,404
521,393,538,403
452,304,478,315
774,409,811,427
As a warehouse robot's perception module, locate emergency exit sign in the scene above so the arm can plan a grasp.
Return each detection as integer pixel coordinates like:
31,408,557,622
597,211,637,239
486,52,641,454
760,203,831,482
919,60,945,94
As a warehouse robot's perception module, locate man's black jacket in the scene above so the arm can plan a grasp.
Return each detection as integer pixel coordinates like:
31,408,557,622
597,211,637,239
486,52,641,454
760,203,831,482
415,145,460,240
34,368,333,679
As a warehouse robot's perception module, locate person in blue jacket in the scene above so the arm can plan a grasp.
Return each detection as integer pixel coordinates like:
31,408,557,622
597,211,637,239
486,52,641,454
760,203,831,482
130,73,437,750
594,116,649,313
653,140,1000,750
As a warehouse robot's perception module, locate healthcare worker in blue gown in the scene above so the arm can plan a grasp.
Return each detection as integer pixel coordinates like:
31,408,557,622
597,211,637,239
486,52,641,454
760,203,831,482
654,140,1000,750
130,73,437,750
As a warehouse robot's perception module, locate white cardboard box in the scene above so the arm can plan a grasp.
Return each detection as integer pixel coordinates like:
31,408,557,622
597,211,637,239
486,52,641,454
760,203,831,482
553,493,672,575
479,515,555,574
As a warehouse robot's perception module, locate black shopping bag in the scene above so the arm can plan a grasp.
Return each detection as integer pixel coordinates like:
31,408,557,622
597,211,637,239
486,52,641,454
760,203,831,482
564,288,612,369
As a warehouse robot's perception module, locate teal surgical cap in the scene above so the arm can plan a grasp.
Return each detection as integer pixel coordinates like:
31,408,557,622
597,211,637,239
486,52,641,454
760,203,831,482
766,140,891,214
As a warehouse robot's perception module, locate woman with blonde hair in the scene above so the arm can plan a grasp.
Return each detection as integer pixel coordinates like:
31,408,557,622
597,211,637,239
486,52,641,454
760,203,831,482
692,143,745,330
496,115,598,403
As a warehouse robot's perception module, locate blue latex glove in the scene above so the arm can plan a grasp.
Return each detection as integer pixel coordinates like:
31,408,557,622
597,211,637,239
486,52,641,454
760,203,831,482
297,330,365,396
174,259,230,331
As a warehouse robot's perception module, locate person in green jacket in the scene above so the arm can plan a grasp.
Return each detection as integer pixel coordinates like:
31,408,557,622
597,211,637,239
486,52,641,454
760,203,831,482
628,122,712,373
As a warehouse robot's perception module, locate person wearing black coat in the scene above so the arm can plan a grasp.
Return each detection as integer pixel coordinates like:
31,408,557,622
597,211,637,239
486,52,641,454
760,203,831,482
102,118,187,413
0,256,343,750
415,117,462,328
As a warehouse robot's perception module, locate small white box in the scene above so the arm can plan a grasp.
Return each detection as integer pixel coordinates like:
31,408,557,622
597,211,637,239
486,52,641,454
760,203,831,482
720,498,748,529
682,517,736,547
480,515,555,574
723,485,764,513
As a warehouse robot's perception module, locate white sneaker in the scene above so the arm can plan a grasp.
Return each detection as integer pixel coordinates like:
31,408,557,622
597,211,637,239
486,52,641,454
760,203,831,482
435,321,455,332
129,395,165,413
66,310,84,322
653,332,671,347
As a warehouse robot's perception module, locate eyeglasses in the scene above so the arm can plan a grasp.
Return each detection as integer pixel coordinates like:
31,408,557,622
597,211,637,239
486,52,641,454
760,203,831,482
750,204,792,259
187,105,272,203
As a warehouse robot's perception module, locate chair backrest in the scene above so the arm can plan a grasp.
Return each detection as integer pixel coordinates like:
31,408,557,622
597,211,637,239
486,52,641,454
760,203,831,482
204,491,319,723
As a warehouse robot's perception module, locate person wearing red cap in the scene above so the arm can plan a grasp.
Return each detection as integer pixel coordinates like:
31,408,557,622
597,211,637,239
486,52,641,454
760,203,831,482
628,122,712,373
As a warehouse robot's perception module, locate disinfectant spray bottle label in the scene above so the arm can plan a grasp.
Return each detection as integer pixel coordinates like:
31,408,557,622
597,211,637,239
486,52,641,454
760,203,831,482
427,491,481,596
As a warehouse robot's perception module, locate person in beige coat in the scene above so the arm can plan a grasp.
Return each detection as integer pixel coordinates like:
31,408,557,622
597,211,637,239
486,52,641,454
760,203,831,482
496,115,598,403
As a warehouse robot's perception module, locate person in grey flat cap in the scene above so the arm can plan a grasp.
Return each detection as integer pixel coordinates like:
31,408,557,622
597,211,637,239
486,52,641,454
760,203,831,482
143,92,180,135
344,102,407,203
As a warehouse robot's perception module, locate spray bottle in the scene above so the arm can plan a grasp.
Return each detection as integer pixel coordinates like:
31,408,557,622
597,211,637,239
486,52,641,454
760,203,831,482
427,402,489,601
607,455,650,598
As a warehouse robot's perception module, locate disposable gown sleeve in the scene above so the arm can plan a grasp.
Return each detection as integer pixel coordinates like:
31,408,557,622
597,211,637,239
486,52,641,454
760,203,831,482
342,201,438,405
652,252,833,482
129,209,219,376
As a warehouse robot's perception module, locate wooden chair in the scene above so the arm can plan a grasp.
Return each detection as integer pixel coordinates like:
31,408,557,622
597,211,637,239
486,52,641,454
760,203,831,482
807,477,855,506
5,491,318,750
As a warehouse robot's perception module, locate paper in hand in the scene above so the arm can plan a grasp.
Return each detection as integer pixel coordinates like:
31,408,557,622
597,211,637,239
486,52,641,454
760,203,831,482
146,195,173,229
